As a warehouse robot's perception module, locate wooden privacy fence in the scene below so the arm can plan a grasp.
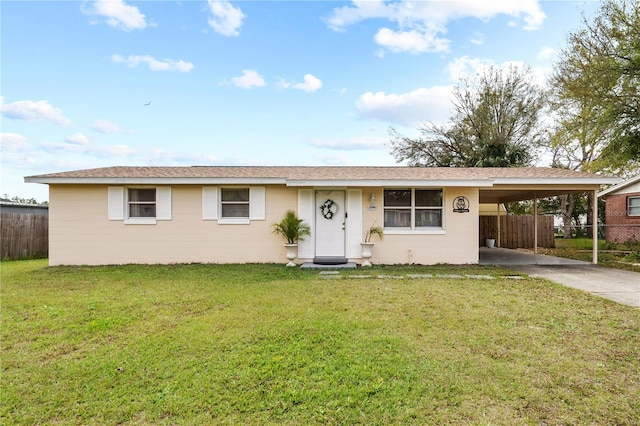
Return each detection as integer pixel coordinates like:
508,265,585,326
1,212,48,260
479,215,554,249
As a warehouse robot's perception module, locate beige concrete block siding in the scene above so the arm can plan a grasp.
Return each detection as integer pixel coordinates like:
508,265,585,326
362,187,479,265
49,184,298,266
48,184,480,266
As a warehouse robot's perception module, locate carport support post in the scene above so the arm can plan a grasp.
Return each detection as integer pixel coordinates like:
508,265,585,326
496,203,501,247
593,189,598,264
533,192,538,254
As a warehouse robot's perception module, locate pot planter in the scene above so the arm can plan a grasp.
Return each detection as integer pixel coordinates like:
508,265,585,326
272,210,311,267
360,242,375,267
486,238,495,248
284,243,298,267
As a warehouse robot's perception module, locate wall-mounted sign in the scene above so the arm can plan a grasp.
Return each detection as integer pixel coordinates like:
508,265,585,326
453,196,470,213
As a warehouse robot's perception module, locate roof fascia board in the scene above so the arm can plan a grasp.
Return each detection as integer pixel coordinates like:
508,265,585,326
24,177,287,185
493,178,621,185
597,175,640,197
285,179,495,187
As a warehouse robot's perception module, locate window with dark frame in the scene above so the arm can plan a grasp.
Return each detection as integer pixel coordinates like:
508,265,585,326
221,188,250,218
383,188,443,229
128,188,156,218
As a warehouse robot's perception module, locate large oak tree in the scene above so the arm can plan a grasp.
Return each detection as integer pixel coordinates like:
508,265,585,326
549,0,640,237
551,0,640,173
389,66,545,168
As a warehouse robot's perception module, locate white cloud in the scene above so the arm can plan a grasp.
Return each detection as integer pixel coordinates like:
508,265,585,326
92,144,136,157
276,78,291,90
0,133,29,152
374,27,449,54
34,139,216,165
326,0,390,32
278,74,323,92
0,98,71,126
111,54,194,72
356,86,454,127
446,56,548,86
537,46,556,61
40,141,87,153
40,141,137,158
293,74,323,92
145,149,217,165
229,70,266,89
309,136,387,151
83,0,147,31
92,120,135,134
65,133,89,146
314,153,353,166
469,32,485,45
446,56,497,81
207,0,245,37
327,0,545,54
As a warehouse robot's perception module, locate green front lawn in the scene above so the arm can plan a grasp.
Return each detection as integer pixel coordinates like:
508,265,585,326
2,260,639,425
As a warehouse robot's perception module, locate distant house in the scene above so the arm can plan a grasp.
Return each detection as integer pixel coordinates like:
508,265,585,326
478,203,507,216
0,199,49,216
598,175,640,243
25,166,618,266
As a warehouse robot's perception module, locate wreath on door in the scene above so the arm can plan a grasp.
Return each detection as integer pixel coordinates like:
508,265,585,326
320,199,337,219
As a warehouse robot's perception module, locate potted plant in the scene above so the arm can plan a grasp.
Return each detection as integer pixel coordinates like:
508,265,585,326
361,223,383,267
486,234,496,248
272,210,311,266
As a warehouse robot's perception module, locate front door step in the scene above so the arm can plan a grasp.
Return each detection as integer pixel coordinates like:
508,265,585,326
313,256,348,265
300,262,357,270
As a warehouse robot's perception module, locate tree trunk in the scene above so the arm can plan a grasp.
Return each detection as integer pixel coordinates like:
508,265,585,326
585,192,594,239
560,194,575,239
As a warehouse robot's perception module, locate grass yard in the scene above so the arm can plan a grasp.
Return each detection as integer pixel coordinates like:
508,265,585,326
2,260,639,425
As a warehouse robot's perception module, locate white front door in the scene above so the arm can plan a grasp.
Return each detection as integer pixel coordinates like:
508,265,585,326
315,191,346,257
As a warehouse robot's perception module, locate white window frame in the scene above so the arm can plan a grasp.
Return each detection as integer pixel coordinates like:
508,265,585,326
108,186,171,225
202,186,265,224
219,187,250,224
628,196,640,216
127,188,157,223
383,188,445,235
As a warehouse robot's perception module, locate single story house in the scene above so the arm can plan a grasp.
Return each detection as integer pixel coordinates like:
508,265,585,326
598,175,640,243
25,166,619,266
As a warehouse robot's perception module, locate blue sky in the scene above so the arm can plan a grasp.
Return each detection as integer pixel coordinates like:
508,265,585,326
1,0,600,201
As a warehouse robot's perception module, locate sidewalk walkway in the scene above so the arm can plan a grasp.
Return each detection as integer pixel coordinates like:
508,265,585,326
512,264,640,307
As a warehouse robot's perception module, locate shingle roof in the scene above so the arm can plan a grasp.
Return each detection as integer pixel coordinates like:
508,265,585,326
25,165,616,183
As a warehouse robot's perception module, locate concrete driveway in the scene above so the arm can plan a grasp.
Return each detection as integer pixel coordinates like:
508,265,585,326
480,247,640,308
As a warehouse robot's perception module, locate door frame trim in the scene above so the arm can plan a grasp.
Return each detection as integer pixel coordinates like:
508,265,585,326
314,190,346,257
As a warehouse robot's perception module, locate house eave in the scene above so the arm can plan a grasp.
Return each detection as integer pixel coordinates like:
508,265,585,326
24,177,288,185
493,177,621,186
285,179,495,187
24,177,497,187
597,175,640,198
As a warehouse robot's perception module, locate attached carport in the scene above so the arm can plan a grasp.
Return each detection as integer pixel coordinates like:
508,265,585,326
478,173,621,264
